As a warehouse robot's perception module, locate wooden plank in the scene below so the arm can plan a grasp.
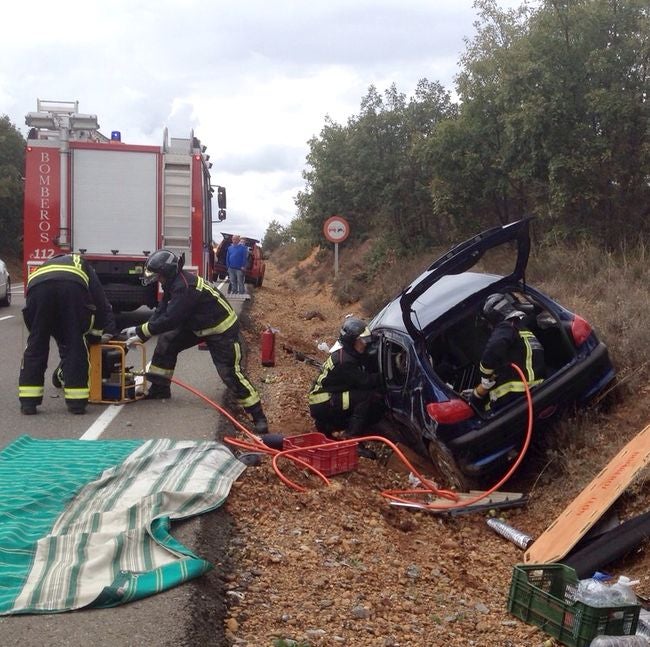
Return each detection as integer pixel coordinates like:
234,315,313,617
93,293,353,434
524,423,650,564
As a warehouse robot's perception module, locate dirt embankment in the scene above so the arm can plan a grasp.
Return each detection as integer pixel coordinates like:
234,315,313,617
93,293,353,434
217,255,650,647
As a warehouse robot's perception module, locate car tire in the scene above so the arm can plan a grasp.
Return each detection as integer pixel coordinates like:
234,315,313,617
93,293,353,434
426,438,470,492
255,274,264,288
0,276,10,307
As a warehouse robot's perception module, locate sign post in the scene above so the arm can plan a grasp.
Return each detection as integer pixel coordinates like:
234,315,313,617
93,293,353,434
323,215,350,276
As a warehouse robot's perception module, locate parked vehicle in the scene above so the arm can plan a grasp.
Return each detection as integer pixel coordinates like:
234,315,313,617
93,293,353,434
213,232,266,287
369,218,615,489
23,99,226,311
0,258,10,307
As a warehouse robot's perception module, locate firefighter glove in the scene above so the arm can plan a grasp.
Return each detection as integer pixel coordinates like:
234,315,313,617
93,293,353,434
121,326,137,338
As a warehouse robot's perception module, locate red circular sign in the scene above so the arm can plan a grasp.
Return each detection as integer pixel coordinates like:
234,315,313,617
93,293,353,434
323,216,350,243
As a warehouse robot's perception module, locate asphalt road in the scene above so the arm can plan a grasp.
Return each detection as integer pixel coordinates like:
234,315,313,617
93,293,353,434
0,284,250,647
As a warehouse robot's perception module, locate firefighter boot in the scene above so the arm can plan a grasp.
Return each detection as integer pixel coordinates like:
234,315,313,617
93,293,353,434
344,415,377,460
145,383,172,400
246,402,269,435
20,402,38,415
67,402,87,415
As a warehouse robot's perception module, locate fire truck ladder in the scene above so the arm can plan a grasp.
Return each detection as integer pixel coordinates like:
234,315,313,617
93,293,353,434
161,131,193,265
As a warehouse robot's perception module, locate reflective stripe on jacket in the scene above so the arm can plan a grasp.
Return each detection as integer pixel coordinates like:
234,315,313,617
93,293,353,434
27,254,89,290
26,254,116,334
308,347,381,406
140,273,237,339
479,321,545,403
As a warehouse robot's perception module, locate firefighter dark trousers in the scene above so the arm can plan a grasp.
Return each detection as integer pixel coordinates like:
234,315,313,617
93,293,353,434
309,389,384,438
19,281,93,408
146,323,261,409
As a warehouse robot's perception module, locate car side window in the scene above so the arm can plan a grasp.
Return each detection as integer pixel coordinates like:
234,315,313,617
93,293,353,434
384,341,408,388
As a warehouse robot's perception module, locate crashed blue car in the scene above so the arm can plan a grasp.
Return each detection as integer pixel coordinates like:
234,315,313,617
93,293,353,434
369,218,615,489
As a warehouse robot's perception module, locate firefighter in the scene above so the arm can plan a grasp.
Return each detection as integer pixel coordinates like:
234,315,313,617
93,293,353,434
120,249,269,434
308,317,385,442
464,293,546,411
18,253,116,415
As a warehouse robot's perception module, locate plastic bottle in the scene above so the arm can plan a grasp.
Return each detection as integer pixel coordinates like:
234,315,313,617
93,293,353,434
589,636,649,646
576,578,616,607
609,576,640,605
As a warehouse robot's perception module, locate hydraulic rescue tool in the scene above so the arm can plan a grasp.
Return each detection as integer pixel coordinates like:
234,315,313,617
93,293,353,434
88,340,147,404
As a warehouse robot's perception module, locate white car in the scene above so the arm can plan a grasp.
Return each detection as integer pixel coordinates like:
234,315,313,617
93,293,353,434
0,259,11,307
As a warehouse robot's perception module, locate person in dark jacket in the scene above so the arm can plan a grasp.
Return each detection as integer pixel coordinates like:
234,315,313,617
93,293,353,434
465,293,545,411
308,317,385,441
18,253,116,415
121,249,268,434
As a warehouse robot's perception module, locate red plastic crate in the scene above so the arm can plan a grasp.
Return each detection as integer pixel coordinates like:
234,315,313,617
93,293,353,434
282,432,358,476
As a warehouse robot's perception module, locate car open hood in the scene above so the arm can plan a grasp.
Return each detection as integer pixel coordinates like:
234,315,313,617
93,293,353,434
399,218,532,338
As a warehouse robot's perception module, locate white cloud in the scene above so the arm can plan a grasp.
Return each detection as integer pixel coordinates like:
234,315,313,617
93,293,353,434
1,0,526,241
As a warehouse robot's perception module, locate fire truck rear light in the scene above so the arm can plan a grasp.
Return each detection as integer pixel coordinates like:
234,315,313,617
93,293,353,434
426,399,474,424
571,314,593,346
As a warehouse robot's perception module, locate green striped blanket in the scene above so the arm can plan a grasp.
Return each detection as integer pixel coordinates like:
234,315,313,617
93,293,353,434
0,435,246,615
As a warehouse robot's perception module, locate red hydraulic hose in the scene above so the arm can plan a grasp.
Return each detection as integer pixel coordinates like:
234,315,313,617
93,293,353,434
379,362,535,510
171,362,535,506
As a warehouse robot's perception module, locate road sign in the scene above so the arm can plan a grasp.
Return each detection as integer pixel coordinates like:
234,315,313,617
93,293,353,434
323,216,350,243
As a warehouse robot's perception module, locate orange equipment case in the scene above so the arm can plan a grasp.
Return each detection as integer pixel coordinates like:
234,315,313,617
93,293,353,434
89,340,146,404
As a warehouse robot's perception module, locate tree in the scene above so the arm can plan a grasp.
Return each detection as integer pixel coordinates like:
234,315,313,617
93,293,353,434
261,220,290,253
429,0,650,245
0,115,25,255
295,81,456,250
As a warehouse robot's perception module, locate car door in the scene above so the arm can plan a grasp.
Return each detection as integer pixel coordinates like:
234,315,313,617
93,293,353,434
379,330,436,451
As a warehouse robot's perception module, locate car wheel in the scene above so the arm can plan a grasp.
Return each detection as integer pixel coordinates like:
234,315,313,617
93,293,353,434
0,276,10,307
256,274,264,288
426,438,470,492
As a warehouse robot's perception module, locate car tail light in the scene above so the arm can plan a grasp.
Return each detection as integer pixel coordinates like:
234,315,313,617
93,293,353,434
426,399,474,424
571,314,593,346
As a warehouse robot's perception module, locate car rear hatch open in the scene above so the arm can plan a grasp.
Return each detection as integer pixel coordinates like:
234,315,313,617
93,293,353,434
399,218,532,338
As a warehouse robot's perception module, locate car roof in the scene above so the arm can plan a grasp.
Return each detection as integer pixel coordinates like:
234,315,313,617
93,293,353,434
370,272,502,334
397,218,532,338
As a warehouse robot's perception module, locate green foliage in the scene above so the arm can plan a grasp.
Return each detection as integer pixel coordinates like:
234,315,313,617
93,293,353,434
289,0,650,252
261,219,290,254
0,115,25,256
433,0,650,244
295,81,456,249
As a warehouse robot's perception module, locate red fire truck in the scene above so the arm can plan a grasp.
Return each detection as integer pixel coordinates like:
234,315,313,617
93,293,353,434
23,99,226,311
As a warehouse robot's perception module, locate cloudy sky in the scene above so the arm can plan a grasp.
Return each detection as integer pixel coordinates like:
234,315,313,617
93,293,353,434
1,0,523,242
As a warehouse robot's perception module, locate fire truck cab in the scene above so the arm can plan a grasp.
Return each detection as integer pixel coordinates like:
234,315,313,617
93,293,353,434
23,99,226,311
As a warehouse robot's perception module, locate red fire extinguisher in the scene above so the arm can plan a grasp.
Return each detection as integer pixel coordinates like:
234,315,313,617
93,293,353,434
261,326,276,367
